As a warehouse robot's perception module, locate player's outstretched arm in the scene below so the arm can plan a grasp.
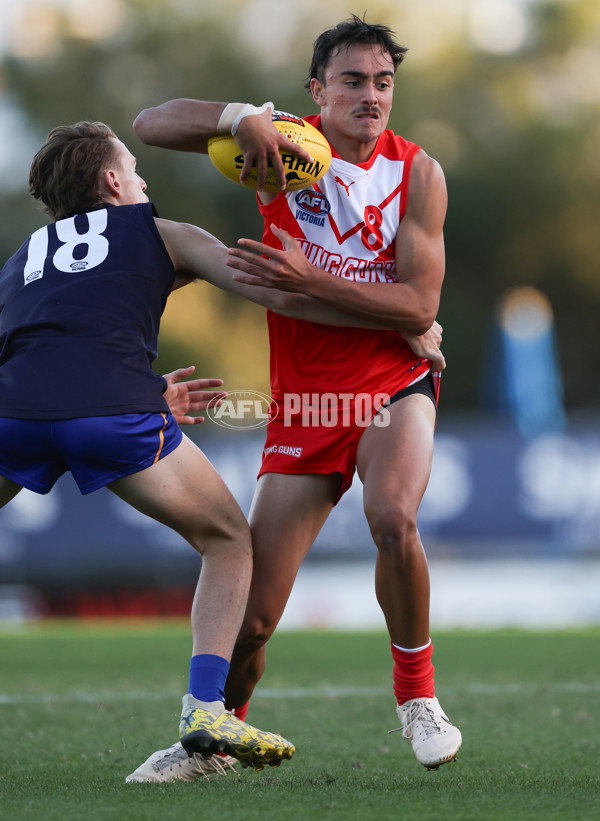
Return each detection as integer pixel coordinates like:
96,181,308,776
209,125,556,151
134,99,313,192
156,217,443,339
157,216,344,319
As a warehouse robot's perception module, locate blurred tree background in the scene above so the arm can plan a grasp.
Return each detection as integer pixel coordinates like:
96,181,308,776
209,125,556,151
0,0,599,410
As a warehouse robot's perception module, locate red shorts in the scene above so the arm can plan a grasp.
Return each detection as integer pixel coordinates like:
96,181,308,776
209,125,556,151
258,373,439,502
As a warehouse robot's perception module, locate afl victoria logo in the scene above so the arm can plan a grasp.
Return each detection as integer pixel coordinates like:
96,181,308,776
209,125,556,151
294,190,331,216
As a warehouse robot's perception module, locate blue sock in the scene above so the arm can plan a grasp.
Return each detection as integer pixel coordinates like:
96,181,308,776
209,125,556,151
188,654,230,703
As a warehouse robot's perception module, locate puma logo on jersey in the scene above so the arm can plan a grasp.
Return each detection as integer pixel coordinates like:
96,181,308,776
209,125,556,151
334,177,356,196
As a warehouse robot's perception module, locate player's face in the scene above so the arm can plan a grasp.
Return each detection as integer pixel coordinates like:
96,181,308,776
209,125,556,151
311,43,395,160
110,139,149,204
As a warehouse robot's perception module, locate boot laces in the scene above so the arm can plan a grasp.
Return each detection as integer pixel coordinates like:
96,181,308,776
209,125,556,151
389,699,443,740
153,746,195,775
153,745,236,778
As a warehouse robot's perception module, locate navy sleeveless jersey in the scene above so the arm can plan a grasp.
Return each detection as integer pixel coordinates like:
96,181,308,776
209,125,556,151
0,202,176,419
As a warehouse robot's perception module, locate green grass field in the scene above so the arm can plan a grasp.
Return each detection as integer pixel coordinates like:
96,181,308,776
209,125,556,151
0,623,598,821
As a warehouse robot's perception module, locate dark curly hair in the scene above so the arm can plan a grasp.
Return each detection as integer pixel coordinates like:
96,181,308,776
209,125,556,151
29,121,118,220
305,14,408,88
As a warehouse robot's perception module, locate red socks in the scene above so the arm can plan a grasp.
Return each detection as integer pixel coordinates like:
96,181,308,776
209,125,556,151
391,639,435,705
233,702,249,722
231,647,434,717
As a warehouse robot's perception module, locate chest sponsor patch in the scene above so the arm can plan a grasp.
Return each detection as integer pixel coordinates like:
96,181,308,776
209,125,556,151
294,190,330,227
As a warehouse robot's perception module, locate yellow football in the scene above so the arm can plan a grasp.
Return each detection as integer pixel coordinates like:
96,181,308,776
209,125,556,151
207,111,331,193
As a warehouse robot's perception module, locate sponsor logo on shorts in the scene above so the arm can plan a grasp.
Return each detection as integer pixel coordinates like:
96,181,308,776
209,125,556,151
263,444,303,458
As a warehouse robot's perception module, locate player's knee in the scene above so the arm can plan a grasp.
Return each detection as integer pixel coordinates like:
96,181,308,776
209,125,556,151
236,611,278,652
186,512,252,558
366,504,419,558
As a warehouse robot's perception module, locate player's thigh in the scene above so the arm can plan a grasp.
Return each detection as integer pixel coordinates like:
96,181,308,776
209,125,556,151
0,475,23,507
356,393,436,513
246,472,339,616
107,434,248,545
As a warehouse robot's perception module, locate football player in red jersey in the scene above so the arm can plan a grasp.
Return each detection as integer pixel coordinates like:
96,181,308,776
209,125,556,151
130,14,460,780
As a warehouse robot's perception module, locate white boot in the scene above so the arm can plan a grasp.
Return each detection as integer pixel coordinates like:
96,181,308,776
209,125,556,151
125,741,239,783
393,697,462,770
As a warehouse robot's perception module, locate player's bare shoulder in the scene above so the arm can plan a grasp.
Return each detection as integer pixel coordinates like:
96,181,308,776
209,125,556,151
405,149,447,226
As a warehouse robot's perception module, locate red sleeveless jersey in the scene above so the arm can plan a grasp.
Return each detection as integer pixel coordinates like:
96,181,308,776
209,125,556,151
258,114,431,403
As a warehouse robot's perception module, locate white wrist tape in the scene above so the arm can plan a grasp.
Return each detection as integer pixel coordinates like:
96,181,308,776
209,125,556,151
216,101,275,136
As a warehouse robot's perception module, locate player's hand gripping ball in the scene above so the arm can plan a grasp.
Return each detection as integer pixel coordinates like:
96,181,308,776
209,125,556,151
208,111,331,193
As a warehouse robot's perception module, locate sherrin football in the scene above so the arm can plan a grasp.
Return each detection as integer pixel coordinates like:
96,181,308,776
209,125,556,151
207,111,331,193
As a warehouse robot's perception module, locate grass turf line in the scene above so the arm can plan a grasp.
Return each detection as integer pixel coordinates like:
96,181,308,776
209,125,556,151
0,626,598,821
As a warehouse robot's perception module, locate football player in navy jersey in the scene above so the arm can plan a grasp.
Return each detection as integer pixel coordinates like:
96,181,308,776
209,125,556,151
0,121,306,776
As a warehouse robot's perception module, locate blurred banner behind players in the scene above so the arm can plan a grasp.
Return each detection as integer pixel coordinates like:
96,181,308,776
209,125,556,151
481,286,566,439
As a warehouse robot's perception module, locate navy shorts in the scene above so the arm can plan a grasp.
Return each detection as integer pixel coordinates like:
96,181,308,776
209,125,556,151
0,412,182,495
